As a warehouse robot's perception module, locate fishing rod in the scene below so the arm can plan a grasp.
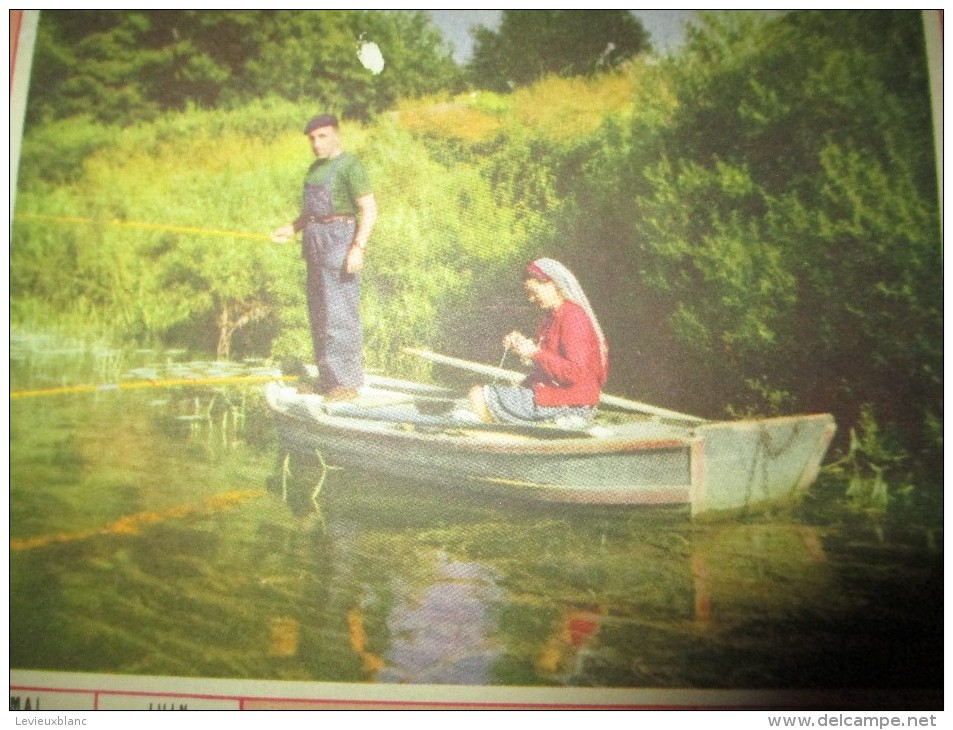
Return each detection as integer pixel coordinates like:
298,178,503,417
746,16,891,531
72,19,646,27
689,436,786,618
11,215,290,398
14,213,272,242
10,374,296,400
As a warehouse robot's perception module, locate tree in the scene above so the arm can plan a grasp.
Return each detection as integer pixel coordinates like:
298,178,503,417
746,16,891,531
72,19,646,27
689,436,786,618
241,10,459,120
631,10,940,440
25,10,460,126
467,10,652,91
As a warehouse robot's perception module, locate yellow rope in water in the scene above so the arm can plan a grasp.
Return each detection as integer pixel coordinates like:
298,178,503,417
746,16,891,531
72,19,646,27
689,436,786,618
10,489,266,552
15,213,272,242
10,374,296,400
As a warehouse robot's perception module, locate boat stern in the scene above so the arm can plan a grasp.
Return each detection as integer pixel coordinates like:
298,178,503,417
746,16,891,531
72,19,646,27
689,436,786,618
690,414,837,515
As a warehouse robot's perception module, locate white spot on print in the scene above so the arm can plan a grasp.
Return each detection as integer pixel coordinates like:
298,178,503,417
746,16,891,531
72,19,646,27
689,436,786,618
357,40,385,75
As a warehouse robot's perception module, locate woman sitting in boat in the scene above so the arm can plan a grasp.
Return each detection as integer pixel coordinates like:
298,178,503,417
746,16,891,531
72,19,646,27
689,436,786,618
466,258,609,426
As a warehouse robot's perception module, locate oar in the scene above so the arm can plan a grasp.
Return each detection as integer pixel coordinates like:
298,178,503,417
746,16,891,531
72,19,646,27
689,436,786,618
403,347,706,424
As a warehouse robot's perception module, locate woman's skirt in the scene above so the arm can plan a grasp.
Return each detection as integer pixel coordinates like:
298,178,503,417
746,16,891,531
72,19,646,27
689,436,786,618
482,384,596,426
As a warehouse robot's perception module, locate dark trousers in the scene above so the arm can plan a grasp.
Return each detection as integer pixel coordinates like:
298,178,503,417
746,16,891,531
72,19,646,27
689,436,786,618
303,220,363,390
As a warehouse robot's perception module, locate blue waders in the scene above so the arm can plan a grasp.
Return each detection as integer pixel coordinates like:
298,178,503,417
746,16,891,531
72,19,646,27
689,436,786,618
301,156,363,391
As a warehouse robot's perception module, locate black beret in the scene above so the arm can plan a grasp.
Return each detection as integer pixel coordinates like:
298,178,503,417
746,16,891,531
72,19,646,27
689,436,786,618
303,114,339,134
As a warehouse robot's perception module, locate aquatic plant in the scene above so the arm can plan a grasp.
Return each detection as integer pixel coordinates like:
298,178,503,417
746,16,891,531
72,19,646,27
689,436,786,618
823,404,912,514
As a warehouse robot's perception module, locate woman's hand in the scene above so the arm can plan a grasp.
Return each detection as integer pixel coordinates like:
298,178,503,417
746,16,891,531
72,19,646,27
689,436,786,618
503,331,539,360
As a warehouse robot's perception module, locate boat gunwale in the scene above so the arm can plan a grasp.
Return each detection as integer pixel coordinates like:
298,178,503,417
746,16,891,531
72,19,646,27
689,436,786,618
273,406,694,456
266,381,835,458
695,412,836,430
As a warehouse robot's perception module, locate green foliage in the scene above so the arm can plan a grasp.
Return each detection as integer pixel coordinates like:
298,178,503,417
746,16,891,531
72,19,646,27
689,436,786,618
625,10,939,426
395,71,636,146
823,404,913,514
357,119,534,375
12,106,533,374
26,10,460,126
639,156,798,362
14,107,303,354
468,10,652,91
16,116,116,186
235,12,386,118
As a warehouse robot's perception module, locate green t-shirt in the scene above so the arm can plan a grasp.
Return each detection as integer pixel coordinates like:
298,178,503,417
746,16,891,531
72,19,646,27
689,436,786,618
303,152,372,215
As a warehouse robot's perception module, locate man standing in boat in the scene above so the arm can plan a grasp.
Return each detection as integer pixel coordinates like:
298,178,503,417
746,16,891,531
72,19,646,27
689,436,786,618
272,114,378,401
466,258,609,425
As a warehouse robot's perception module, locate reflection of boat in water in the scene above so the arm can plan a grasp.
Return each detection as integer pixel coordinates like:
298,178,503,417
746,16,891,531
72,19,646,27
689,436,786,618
261,457,939,696
265,350,836,515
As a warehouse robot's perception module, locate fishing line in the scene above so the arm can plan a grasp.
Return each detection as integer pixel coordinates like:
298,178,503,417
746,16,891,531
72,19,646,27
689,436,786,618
15,213,272,242
10,374,296,400
492,345,511,386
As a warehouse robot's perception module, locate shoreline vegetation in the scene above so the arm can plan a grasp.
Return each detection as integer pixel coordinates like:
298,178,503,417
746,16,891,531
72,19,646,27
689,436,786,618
11,10,941,524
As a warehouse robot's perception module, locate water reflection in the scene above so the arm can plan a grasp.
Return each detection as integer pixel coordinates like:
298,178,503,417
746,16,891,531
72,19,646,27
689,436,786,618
8,346,942,699
276,460,908,690
377,552,503,684
536,605,603,682
254,473,505,685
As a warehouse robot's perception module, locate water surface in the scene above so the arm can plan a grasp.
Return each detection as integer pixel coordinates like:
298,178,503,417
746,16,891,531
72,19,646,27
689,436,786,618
9,342,942,698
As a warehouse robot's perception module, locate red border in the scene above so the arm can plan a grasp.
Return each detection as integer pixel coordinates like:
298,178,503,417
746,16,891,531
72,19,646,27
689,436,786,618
10,9,23,91
8,684,788,710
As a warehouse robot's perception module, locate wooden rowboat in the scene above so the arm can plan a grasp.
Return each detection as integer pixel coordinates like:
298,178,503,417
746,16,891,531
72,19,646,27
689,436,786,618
264,351,836,515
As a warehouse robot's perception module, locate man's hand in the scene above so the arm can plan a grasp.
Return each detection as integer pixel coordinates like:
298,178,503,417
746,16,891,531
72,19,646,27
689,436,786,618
272,224,295,244
345,245,365,274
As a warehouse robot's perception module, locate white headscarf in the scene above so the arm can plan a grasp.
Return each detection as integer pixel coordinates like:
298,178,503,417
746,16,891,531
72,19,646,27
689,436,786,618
529,258,608,373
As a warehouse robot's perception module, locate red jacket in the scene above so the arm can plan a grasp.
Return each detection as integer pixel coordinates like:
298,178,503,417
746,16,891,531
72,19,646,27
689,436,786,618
524,300,607,407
